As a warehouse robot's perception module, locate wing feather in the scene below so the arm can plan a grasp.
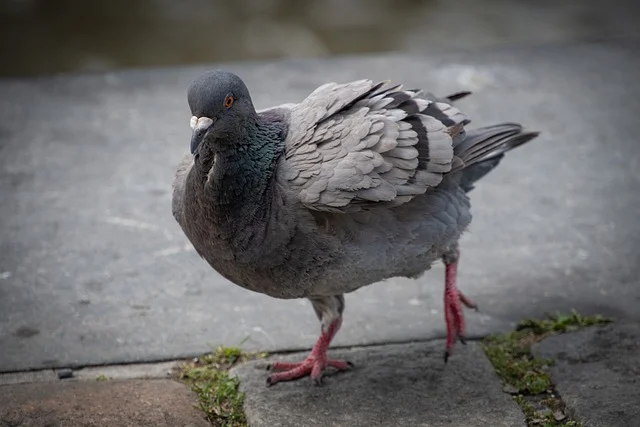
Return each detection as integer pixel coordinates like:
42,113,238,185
281,80,470,212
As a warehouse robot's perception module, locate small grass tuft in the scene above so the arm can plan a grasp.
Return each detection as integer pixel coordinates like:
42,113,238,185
483,330,553,394
95,374,109,381
482,310,612,426
179,345,267,427
515,310,612,335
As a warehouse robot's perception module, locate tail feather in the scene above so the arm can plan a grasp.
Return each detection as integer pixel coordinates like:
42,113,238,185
443,90,472,102
454,123,540,192
421,90,473,104
458,155,504,192
414,89,538,193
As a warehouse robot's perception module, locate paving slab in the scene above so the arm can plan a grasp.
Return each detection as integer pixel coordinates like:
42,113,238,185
533,322,640,427
0,361,180,387
1,39,640,372
0,379,209,427
0,369,58,386
72,360,180,382
232,340,526,427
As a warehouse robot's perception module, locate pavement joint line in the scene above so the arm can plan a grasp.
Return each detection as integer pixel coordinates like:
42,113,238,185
0,334,493,385
0,335,467,374
485,350,578,426
480,313,614,426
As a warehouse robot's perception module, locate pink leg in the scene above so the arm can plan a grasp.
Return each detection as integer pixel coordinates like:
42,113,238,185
444,261,478,362
266,317,352,386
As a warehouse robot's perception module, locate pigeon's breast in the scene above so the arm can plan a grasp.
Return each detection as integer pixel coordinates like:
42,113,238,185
175,163,472,300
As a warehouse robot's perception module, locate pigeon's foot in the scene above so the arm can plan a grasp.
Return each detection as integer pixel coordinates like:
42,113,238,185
444,261,478,362
266,317,352,386
266,357,352,386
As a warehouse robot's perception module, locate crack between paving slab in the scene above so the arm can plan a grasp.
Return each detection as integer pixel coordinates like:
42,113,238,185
480,312,613,426
0,333,487,380
485,353,580,427
5,313,610,426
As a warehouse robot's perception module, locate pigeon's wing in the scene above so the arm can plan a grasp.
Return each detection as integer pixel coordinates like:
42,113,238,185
282,80,469,213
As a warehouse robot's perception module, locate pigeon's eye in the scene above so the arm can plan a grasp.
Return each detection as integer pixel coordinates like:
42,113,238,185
224,95,234,109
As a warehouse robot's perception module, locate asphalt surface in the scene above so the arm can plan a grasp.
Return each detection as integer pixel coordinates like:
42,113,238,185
1,39,639,372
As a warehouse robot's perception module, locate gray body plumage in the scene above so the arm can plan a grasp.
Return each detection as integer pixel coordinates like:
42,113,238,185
172,71,538,326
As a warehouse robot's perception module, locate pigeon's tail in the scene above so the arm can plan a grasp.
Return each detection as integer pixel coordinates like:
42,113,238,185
443,90,472,103
454,123,540,192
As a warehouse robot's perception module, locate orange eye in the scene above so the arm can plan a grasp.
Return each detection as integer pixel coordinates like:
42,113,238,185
224,95,234,109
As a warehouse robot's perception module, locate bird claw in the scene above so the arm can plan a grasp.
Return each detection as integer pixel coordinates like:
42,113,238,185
443,264,475,363
444,335,467,365
265,358,352,387
458,291,478,311
264,317,350,387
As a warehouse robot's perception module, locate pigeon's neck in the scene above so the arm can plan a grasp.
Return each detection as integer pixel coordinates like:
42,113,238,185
194,116,285,232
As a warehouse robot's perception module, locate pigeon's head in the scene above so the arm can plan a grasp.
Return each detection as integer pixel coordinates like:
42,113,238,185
187,70,256,155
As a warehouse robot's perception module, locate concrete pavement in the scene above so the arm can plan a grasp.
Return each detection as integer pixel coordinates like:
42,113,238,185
1,39,639,426
234,341,527,427
1,39,639,374
2,322,638,426
533,322,640,427
1,379,209,427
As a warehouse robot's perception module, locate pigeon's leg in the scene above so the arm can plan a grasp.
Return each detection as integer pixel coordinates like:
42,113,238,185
266,295,352,386
442,246,478,362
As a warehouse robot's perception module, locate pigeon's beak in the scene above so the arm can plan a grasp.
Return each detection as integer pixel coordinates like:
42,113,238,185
190,116,215,155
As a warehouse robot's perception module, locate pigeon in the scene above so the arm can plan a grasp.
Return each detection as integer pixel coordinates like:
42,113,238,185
172,70,539,386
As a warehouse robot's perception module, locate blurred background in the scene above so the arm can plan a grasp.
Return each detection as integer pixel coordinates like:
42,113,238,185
1,0,639,78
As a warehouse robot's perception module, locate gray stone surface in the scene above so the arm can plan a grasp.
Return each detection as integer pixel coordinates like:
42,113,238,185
1,39,639,372
533,322,640,427
0,369,58,386
233,340,525,427
0,361,179,385
72,360,180,382
0,379,209,427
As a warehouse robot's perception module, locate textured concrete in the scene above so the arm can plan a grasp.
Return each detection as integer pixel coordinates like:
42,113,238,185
233,340,525,427
534,322,640,427
0,361,179,386
0,379,209,427
1,40,639,372
0,369,58,386
72,360,180,382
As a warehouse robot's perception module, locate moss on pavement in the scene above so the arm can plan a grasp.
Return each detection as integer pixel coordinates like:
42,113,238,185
482,310,612,426
179,345,267,427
